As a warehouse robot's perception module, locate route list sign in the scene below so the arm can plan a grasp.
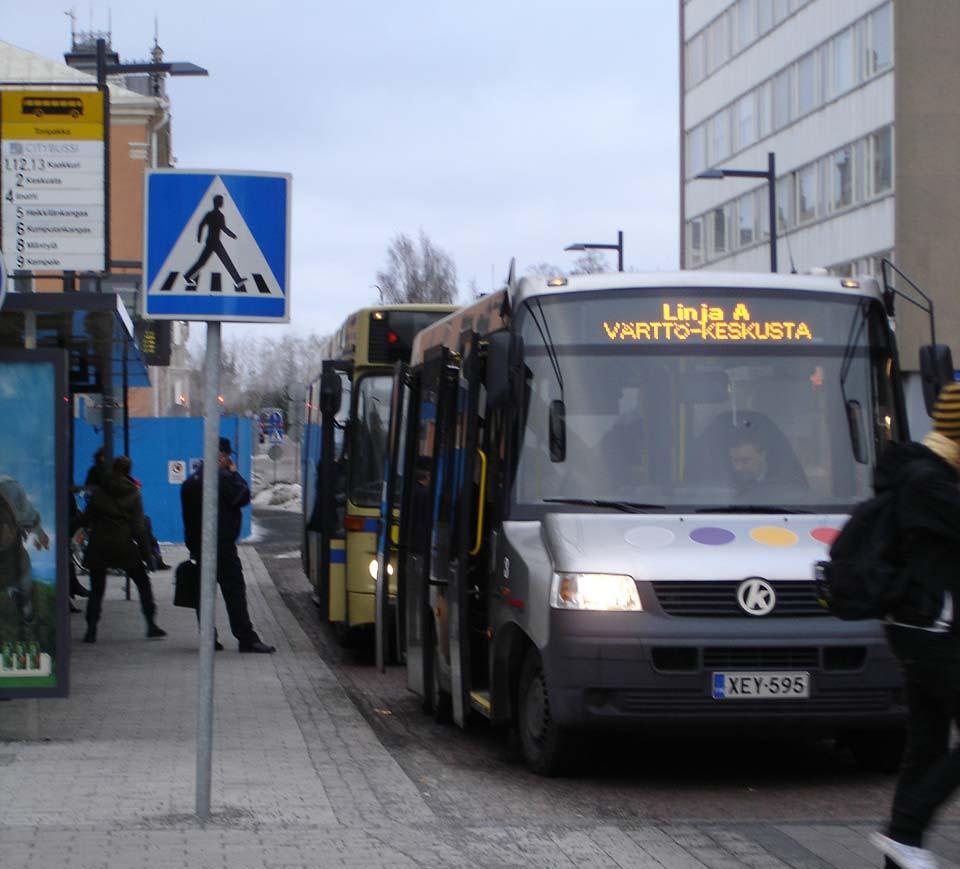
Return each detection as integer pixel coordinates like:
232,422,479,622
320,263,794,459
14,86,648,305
1,90,106,273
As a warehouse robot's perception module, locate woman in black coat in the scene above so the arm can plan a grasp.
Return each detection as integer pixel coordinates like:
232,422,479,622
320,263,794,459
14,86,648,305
82,456,166,643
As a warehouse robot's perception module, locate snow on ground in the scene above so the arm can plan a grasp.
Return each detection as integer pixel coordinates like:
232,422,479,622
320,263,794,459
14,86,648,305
252,482,303,513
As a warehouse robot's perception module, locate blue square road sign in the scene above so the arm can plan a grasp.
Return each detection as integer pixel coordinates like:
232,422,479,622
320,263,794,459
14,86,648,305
142,170,291,323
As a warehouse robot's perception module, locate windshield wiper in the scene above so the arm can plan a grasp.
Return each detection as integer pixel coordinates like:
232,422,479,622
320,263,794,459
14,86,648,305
543,498,666,513
694,505,814,514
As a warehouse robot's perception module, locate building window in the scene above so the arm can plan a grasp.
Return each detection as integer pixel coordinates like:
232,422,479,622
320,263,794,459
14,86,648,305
688,218,704,266
871,126,893,195
755,81,772,139
798,163,817,222
773,0,789,25
686,34,705,87
797,51,817,115
870,4,893,74
711,206,728,255
757,0,773,36
737,94,756,149
773,67,793,130
687,125,706,177
738,192,755,246
832,28,854,96
711,111,729,164
777,174,794,231
757,188,770,240
737,0,754,50
831,146,853,210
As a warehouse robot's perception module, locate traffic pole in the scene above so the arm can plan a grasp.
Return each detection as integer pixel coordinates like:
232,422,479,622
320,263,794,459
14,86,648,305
196,320,221,819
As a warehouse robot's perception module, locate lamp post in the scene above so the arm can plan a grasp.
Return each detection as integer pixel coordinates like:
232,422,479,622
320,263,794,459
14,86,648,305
564,230,624,272
696,152,777,273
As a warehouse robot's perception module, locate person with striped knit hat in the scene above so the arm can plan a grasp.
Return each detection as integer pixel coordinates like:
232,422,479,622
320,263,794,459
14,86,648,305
871,382,960,869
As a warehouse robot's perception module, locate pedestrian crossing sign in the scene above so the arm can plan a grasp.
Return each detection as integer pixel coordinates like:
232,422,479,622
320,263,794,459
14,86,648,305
143,170,291,322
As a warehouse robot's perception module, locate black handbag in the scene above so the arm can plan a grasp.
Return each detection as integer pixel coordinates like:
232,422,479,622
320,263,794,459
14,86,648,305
173,560,199,608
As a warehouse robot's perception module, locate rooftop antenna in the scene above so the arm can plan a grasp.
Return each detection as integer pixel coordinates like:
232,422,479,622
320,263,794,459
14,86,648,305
108,7,112,41
65,7,77,46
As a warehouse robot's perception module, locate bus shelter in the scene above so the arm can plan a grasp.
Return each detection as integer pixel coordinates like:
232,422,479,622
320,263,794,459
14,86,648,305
0,292,150,483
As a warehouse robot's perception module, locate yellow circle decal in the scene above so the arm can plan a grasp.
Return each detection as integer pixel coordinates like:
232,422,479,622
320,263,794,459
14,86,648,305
750,526,799,547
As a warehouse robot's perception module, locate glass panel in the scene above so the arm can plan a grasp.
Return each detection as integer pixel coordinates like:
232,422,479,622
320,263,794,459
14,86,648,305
738,193,755,246
872,126,893,194
871,4,893,74
350,375,392,507
773,0,789,24
689,218,704,266
515,292,896,511
832,28,854,95
757,188,770,240
738,0,754,50
711,111,729,163
757,0,773,35
832,146,853,210
819,156,830,215
712,207,727,255
737,94,755,149
854,139,866,203
798,163,817,222
777,174,794,230
797,51,817,115
757,82,772,138
773,67,792,130
687,124,706,177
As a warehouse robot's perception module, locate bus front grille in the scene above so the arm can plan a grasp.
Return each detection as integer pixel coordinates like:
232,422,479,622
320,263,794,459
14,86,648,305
651,580,827,617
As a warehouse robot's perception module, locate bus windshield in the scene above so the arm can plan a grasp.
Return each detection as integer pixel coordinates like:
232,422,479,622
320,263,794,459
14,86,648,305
515,288,899,513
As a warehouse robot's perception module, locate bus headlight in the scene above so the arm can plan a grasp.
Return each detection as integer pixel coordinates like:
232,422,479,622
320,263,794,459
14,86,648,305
369,559,395,579
550,573,642,611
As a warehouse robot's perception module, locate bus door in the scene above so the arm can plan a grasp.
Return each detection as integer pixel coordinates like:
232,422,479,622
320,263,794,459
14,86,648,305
375,361,411,672
409,348,460,713
445,334,492,727
317,359,353,625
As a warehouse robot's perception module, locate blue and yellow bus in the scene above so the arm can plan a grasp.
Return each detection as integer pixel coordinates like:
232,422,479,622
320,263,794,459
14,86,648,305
301,304,457,643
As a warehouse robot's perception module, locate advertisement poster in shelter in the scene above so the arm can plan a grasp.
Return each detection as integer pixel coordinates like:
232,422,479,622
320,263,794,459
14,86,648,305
0,350,69,698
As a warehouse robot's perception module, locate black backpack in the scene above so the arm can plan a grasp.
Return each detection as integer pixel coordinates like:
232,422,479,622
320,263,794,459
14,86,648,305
815,489,909,620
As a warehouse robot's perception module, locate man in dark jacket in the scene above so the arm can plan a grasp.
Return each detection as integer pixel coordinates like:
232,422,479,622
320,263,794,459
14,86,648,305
180,437,274,653
82,456,166,643
871,382,960,869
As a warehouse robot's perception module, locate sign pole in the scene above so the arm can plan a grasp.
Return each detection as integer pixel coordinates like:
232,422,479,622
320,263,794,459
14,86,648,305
0,249,6,312
196,320,221,820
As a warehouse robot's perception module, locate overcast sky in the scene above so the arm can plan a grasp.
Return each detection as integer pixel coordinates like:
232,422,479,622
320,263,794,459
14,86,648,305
11,1,679,341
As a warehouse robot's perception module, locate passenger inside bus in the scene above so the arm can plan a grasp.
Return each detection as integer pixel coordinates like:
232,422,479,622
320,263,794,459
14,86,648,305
691,411,809,500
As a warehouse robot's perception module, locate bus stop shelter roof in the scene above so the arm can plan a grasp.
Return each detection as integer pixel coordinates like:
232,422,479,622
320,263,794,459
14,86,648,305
0,292,151,389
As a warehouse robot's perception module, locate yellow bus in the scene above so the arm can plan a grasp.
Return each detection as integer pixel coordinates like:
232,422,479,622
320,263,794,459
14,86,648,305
301,304,457,644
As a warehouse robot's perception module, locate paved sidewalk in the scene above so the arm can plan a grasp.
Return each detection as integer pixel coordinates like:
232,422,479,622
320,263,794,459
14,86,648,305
2,543,959,868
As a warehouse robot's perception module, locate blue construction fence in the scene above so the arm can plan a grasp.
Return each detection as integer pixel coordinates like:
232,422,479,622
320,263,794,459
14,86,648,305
73,416,254,544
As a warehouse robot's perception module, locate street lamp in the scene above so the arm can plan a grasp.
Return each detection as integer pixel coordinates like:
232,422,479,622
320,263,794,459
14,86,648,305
696,152,777,273
565,230,624,272
94,37,209,88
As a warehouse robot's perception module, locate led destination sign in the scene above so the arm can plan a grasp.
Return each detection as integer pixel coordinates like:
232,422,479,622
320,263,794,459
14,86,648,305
603,301,814,344
523,289,874,349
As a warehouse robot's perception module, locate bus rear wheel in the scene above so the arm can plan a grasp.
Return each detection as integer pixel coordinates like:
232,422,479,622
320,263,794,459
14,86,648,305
518,649,572,776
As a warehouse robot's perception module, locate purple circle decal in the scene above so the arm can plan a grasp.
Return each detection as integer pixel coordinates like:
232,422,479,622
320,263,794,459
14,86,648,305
690,527,736,546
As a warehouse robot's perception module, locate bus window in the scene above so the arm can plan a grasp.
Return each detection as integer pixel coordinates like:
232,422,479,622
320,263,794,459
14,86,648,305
350,375,392,506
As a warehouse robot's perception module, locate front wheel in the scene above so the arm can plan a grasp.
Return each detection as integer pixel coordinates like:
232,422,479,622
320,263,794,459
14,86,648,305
517,649,573,776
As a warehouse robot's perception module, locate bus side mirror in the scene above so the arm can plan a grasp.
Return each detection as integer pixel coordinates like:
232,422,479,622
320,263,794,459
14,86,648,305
920,344,954,416
486,332,524,407
845,399,867,465
549,400,566,463
320,369,342,416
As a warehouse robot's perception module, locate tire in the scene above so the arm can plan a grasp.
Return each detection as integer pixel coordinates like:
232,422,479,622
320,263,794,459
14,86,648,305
517,648,572,776
847,728,906,774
